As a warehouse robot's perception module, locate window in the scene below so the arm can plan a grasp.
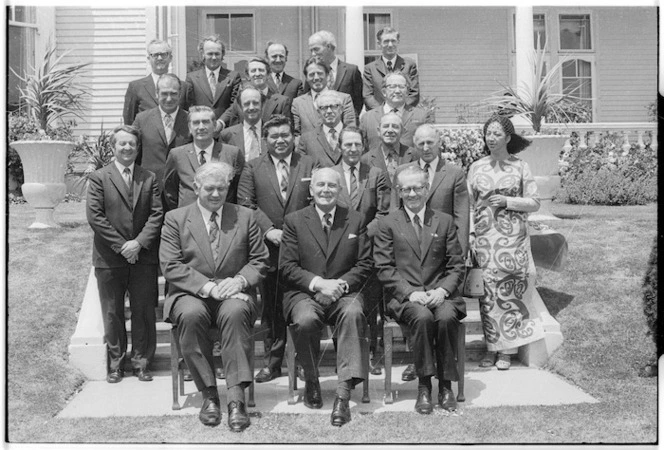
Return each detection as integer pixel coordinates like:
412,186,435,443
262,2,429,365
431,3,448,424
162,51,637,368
559,14,591,50
511,14,547,50
363,12,392,65
562,59,593,118
8,6,37,110
205,12,255,52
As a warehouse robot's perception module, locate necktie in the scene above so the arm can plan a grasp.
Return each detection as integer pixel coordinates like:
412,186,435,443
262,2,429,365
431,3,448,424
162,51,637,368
328,128,338,149
328,70,335,89
247,125,260,161
423,163,431,186
278,160,289,200
122,167,132,188
199,151,207,166
209,71,217,96
386,152,398,181
386,60,393,72
164,114,173,141
349,166,359,209
323,212,332,237
412,214,422,242
275,72,281,85
209,211,219,261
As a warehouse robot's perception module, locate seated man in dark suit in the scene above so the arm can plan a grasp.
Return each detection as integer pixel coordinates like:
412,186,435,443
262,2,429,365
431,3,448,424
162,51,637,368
265,41,304,102
163,105,244,211
86,125,163,384
133,73,191,194
297,90,345,168
160,161,269,431
279,167,372,427
373,165,466,414
218,57,292,128
362,27,420,110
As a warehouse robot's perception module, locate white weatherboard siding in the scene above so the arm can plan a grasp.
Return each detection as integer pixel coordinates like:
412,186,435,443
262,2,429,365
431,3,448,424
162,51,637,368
56,7,150,136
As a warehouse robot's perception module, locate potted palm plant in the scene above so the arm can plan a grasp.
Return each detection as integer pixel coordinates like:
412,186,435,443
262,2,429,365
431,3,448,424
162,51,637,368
8,46,89,228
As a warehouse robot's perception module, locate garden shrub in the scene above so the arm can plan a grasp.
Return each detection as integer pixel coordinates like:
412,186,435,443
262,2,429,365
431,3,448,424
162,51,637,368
438,127,488,172
557,131,657,205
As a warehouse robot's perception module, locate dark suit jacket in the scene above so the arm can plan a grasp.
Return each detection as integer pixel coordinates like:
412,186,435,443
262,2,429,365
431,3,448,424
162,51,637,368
390,160,470,255
122,74,187,125
332,163,390,238
159,202,269,321
373,207,464,316
184,67,242,119
360,143,417,188
291,91,356,137
219,87,292,127
360,105,432,149
362,55,420,110
279,205,373,316
87,164,163,268
163,141,244,211
297,126,344,168
237,151,315,268
133,107,191,190
219,123,268,159
267,72,304,101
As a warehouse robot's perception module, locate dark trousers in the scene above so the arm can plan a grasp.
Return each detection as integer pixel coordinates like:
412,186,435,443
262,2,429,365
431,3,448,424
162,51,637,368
389,296,466,381
260,270,287,371
362,270,383,353
288,294,369,382
95,264,158,371
170,295,254,392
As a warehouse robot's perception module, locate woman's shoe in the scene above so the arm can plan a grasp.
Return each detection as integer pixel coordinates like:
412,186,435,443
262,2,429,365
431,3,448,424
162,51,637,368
479,352,496,368
495,353,511,370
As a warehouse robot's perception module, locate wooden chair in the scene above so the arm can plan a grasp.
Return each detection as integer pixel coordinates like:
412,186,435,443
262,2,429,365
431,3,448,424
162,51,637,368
382,318,465,404
285,325,370,405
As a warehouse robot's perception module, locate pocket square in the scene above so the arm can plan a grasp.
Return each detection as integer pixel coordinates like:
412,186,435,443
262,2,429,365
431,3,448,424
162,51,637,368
348,234,357,239
301,177,312,182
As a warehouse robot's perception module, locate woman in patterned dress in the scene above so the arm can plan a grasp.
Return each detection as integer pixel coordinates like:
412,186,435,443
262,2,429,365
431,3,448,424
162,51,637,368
467,115,545,370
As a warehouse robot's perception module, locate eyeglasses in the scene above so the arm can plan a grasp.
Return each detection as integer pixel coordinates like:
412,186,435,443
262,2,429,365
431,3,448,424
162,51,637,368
318,104,341,111
398,186,427,195
341,142,363,149
149,52,171,59
385,84,407,90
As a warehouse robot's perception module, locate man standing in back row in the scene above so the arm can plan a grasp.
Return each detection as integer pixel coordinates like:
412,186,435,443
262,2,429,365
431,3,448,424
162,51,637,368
265,41,304,102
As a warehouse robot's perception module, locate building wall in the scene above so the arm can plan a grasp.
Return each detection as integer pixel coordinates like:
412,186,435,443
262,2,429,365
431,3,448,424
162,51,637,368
56,7,152,135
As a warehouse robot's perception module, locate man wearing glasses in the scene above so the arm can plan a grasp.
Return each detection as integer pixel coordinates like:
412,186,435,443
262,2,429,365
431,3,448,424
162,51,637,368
297,90,346,167
373,164,466,415
360,72,432,150
123,39,183,125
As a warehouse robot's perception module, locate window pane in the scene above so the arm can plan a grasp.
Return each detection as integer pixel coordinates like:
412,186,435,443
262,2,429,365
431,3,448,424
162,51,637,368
562,60,576,77
364,13,391,51
229,14,253,51
533,14,546,49
577,59,591,77
207,14,231,46
8,24,35,110
560,14,591,50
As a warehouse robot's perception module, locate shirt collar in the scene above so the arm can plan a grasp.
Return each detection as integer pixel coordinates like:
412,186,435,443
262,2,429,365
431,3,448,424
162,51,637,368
243,120,262,133
270,152,292,167
382,56,397,66
329,57,339,72
380,144,398,159
206,67,219,80
420,156,439,170
151,73,160,88
341,160,357,172
114,160,135,174
159,106,178,118
194,142,215,156
323,122,343,135
383,103,404,115
315,205,336,223
197,199,223,224
404,205,425,224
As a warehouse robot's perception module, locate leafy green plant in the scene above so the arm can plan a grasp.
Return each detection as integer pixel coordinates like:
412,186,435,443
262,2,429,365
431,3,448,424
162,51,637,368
481,43,584,132
68,125,115,191
438,127,488,172
417,96,438,122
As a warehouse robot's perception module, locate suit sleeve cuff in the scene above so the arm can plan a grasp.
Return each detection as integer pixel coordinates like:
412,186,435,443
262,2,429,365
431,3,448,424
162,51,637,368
198,281,217,298
309,276,322,293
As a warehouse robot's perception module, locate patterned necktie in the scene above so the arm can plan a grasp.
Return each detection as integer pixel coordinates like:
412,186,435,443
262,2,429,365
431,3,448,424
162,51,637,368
386,60,393,72
349,166,359,209
328,128,338,149
323,212,332,237
386,152,398,181
278,159,289,200
412,214,422,242
328,70,335,89
209,211,219,261
423,163,431,186
164,113,173,141
209,71,217,96
199,151,207,166
122,167,132,188
275,72,281,85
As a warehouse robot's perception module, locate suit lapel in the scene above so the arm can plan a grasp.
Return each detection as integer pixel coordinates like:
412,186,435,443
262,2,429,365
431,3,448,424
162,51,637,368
306,94,322,129
398,209,422,259
150,109,169,146
173,109,189,146
263,156,284,205
215,205,239,270
427,159,448,202
303,206,328,254
186,205,216,272
357,163,370,206
195,70,215,103
420,209,438,259
212,77,230,105
108,165,132,209
326,207,348,257
332,165,352,209
131,166,145,210
142,76,157,104
262,96,277,122
375,58,387,76
284,153,303,206
317,128,340,165
332,62,346,91
402,107,414,128
394,55,406,72
185,144,199,172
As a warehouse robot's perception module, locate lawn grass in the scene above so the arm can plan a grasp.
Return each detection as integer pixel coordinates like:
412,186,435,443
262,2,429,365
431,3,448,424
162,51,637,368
6,200,658,444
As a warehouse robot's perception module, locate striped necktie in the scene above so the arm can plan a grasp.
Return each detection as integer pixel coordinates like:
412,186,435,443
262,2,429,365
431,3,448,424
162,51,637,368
278,160,289,200
349,165,359,209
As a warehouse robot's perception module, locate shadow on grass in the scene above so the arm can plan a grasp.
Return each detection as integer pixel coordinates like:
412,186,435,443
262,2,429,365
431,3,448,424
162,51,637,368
537,287,574,318
553,213,582,220
58,221,87,229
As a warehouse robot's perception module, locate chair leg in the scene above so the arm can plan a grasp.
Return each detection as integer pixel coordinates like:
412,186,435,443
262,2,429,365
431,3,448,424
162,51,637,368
384,325,394,404
457,322,466,403
286,326,298,405
170,327,181,410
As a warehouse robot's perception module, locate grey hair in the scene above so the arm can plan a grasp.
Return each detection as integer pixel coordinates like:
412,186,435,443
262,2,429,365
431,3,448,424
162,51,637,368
194,161,235,187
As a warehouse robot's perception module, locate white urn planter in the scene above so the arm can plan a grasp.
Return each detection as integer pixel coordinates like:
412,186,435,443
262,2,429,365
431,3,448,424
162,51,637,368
518,135,567,221
9,140,74,229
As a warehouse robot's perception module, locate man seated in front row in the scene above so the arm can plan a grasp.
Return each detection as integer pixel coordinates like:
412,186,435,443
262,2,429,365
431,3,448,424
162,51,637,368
160,162,269,431
279,167,372,427
373,165,466,414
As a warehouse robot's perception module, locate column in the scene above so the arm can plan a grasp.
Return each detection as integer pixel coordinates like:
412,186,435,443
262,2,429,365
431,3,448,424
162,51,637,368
345,6,364,69
514,5,533,100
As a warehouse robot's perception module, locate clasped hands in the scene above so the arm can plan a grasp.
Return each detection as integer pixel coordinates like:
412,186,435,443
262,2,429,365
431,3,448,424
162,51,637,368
313,278,349,307
409,288,449,309
210,277,248,302
120,240,142,264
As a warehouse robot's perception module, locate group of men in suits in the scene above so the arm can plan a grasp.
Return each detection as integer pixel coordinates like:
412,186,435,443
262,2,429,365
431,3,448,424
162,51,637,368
90,24,470,431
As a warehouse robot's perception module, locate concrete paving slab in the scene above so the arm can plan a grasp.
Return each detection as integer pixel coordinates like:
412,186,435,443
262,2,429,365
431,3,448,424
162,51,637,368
58,363,596,419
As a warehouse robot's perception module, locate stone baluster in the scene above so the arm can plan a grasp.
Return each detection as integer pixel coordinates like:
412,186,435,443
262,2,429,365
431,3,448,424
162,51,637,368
562,136,573,154
578,130,588,150
592,131,601,148
651,131,658,152
622,131,632,153
637,130,645,149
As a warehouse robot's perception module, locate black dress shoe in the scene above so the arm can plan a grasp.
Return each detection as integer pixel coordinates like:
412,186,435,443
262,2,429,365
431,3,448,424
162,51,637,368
183,368,193,382
415,387,433,415
215,367,226,380
402,363,416,381
330,396,351,427
438,387,457,411
227,401,250,432
303,379,323,409
106,369,124,384
254,366,282,383
199,397,221,427
132,368,153,382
